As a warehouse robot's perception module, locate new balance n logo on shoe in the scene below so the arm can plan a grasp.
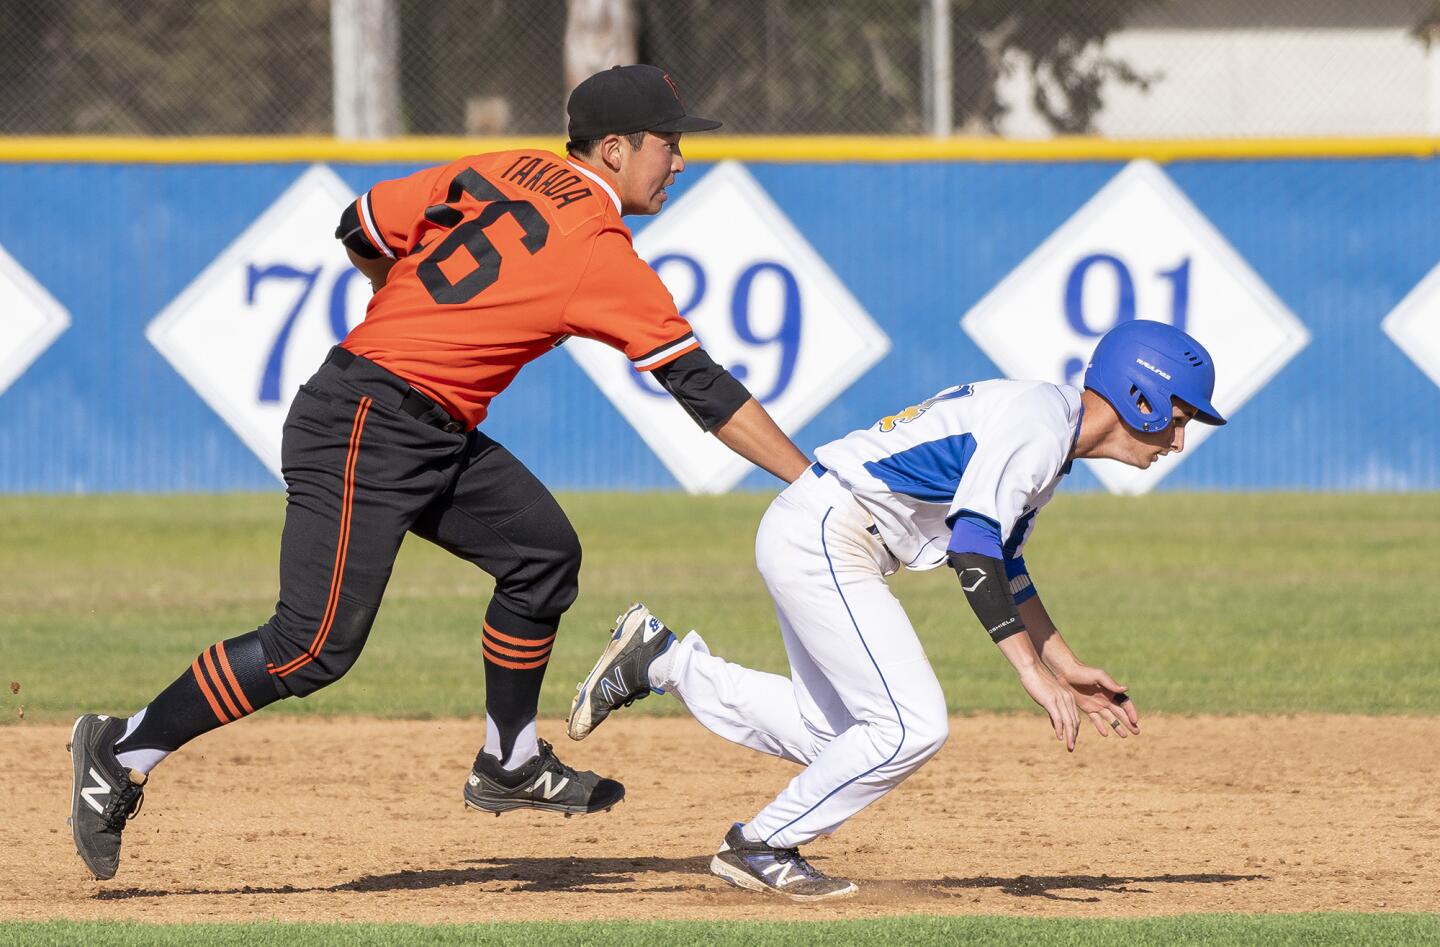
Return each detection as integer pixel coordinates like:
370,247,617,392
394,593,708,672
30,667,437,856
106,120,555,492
567,603,671,743
68,714,148,881
709,823,858,901
763,859,800,887
531,771,570,800
463,738,623,815
81,767,113,814
598,669,628,704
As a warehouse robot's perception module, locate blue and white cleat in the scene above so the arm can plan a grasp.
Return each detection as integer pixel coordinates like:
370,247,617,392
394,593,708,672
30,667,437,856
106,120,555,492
710,823,858,901
567,603,676,741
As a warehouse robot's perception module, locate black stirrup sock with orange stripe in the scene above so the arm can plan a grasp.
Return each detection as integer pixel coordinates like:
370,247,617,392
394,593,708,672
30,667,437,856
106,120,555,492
480,601,558,768
113,631,284,774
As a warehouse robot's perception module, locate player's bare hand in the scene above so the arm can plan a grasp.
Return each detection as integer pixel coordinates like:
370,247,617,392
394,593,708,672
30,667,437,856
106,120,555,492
1017,665,1079,752
1085,707,1132,738
1062,665,1140,736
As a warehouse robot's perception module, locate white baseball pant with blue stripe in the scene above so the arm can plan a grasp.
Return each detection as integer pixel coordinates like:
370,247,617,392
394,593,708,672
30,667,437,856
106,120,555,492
653,467,949,849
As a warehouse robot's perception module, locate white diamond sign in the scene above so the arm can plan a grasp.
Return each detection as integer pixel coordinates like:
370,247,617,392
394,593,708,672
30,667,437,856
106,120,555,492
961,160,1309,495
566,161,890,493
0,242,69,399
147,165,370,479
1382,262,1440,392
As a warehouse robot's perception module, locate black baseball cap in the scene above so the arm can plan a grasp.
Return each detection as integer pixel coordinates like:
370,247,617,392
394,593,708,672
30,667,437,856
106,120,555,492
567,65,722,141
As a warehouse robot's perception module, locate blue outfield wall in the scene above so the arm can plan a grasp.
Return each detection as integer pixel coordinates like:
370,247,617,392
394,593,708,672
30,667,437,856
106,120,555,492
0,157,1437,492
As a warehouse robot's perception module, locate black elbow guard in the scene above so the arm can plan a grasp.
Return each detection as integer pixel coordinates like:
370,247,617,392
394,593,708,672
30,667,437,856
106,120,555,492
335,201,382,259
948,551,1027,643
651,349,752,432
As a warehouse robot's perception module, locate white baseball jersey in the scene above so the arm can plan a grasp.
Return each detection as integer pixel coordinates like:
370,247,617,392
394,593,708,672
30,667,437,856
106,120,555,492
813,379,1083,578
648,380,1085,850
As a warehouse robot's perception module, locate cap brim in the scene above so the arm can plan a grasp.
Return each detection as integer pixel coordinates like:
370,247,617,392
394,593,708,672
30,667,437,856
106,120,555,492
651,115,722,133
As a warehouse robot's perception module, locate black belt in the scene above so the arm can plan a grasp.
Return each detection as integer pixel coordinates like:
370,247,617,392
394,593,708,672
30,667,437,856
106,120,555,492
324,347,466,434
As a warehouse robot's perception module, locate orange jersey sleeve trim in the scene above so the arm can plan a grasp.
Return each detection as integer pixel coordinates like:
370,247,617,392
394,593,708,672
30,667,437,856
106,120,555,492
631,333,701,371
355,191,396,260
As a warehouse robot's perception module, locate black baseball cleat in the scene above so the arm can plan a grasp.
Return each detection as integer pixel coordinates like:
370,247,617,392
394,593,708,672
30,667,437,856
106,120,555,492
463,739,624,816
710,823,858,901
568,603,677,740
67,714,147,880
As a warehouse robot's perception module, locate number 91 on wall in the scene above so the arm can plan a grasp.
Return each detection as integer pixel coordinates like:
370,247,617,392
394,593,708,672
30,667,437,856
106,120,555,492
566,161,890,495
960,160,1310,495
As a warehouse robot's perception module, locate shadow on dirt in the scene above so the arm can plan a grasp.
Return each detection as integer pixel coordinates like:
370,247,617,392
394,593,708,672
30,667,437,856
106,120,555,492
927,872,1269,903
94,860,1267,904
93,855,715,900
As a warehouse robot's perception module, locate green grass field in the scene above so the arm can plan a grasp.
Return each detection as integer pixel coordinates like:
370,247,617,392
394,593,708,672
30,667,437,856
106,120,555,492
1,492,1436,720
2,491,1437,943
6,913,1440,946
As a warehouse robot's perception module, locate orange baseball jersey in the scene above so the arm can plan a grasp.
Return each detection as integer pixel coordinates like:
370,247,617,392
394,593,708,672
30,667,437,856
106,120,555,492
340,150,698,427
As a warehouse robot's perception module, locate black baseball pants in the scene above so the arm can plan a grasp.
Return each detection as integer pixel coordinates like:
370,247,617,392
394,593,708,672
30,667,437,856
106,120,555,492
256,347,580,702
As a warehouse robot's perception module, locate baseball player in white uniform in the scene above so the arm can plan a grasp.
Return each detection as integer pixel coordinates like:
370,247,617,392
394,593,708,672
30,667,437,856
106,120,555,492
567,320,1226,900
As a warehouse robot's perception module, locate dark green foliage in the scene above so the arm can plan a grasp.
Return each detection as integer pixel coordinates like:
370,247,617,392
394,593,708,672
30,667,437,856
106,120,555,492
0,0,1162,135
1,0,332,134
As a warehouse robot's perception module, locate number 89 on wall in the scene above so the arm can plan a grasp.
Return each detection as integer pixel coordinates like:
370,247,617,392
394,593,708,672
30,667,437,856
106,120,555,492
564,161,890,493
628,254,803,404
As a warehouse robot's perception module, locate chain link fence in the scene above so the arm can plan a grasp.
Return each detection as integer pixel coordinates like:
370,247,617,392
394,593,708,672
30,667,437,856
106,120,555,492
3,0,1438,137
1,0,334,135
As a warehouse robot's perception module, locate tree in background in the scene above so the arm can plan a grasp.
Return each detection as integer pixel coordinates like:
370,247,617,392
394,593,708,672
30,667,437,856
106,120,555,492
638,0,930,134
953,0,1164,134
397,0,566,135
0,0,1159,136
638,0,1163,135
2,0,331,135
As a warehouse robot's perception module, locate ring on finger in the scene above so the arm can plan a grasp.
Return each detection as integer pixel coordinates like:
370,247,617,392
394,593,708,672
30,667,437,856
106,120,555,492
1109,719,1121,730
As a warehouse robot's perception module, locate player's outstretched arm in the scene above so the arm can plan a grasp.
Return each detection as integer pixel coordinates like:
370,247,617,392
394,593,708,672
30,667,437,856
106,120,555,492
949,551,1079,751
648,350,810,484
711,398,812,484
1017,594,1075,671
993,628,1080,752
1018,595,1139,738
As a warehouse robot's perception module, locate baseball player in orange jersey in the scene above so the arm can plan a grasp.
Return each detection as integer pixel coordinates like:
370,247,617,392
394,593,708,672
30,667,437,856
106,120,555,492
66,64,812,880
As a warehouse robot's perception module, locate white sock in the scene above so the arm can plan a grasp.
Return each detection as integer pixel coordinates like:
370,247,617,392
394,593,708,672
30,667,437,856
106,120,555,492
741,822,767,845
113,708,169,775
646,634,680,692
483,713,538,770
115,746,168,775
117,708,146,743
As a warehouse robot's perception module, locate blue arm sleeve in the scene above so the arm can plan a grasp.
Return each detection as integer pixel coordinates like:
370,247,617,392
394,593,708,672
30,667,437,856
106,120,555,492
1003,555,1037,605
947,510,1003,560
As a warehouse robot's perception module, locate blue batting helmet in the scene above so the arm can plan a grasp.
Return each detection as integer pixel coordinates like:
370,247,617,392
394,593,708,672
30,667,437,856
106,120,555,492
1083,320,1226,433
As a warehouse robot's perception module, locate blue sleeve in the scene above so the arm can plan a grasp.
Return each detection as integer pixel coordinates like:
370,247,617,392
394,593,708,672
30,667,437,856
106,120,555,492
1004,554,1037,605
947,510,1002,560
951,511,1037,604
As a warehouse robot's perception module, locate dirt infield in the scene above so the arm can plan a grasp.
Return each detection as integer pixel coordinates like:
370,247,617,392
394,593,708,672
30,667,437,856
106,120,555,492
4,714,1437,923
